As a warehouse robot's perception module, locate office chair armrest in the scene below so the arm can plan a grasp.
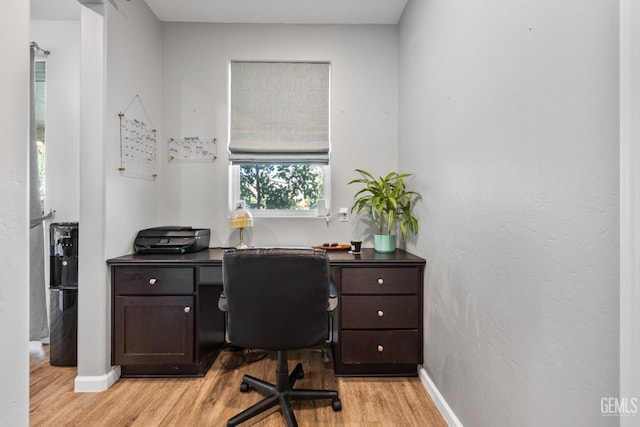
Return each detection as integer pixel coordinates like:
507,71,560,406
328,296,337,312
328,279,337,312
218,291,228,312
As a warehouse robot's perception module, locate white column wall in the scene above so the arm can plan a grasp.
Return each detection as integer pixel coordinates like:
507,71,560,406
75,0,162,391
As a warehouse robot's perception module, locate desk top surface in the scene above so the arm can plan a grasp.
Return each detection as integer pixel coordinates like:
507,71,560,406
107,247,425,266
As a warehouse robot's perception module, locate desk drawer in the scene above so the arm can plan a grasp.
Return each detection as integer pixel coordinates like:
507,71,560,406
341,295,417,329
114,267,194,295
341,267,419,294
341,330,419,364
198,266,222,284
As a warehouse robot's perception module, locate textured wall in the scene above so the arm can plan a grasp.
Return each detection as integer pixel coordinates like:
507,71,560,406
399,0,619,425
0,1,30,424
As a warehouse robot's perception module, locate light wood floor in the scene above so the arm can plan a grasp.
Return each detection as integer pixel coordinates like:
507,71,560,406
30,346,447,426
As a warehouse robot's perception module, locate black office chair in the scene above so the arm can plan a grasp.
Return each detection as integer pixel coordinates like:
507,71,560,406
219,247,341,427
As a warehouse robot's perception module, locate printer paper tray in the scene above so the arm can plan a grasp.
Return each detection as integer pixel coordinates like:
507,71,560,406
135,246,188,254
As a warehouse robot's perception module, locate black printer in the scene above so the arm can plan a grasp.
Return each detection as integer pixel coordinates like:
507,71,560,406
134,226,210,254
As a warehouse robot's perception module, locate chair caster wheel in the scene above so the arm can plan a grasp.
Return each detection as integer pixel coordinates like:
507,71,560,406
240,382,250,393
332,398,342,412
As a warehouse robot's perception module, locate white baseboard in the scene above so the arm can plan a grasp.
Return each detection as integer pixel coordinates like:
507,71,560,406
74,366,121,392
418,366,463,427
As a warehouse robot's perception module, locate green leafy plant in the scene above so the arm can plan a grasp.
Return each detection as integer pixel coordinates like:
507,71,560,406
348,169,421,237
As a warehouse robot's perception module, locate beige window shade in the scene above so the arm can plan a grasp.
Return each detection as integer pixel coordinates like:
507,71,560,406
229,61,330,164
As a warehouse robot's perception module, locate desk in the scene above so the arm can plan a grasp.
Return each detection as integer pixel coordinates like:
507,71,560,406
107,248,425,377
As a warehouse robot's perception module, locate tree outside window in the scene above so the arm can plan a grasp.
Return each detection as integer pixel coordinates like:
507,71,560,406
240,164,324,211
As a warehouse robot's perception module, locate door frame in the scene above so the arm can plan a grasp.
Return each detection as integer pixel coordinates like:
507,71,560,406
620,0,640,423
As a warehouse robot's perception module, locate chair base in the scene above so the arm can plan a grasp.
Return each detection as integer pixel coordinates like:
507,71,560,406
227,351,341,427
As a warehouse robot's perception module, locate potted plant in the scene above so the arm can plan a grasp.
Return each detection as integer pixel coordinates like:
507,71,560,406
348,169,421,253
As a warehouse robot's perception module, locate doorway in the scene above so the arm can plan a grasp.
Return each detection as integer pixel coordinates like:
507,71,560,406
30,0,82,361
620,0,640,424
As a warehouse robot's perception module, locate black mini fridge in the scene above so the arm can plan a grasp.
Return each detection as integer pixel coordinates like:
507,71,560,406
49,222,78,366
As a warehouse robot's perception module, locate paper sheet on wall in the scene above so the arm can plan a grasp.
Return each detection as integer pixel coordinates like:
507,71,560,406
168,137,217,162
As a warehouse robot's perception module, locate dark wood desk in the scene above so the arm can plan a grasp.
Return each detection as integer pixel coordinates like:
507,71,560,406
107,248,425,377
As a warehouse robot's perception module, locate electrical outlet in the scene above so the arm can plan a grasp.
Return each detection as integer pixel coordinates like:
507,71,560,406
339,208,349,222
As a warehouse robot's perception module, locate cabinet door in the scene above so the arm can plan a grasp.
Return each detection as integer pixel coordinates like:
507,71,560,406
114,295,194,365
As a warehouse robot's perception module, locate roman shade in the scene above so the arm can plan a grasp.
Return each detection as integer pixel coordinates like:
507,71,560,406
229,61,330,164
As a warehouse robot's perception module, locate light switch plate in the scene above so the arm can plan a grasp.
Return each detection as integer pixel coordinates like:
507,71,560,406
339,208,349,222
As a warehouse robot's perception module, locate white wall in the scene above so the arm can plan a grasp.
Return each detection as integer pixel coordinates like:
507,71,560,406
399,0,619,426
104,0,162,258
30,20,81,224
160,23,398,247
0,1,30,425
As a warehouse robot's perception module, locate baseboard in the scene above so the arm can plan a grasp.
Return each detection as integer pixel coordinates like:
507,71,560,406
418,366,463,427
74,365,121,392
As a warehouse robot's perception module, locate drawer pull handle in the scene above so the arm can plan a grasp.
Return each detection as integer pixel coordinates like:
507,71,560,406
184,306,191,313
377,310,384,317
149,278,158,285
377,278,384,285
377,345,384,352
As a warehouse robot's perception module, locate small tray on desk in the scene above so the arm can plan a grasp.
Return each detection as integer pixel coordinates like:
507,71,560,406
312,243,351,251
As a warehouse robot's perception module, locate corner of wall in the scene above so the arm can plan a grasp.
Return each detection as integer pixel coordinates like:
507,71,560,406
418,366,464,427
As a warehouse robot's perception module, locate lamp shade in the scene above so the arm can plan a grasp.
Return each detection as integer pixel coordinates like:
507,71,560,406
230,202,253,229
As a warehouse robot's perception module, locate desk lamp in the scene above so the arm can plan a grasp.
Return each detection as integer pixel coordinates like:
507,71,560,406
230,201,253,248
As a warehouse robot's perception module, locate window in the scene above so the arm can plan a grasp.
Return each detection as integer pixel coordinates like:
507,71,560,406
230,163,328,215
229,61,330,217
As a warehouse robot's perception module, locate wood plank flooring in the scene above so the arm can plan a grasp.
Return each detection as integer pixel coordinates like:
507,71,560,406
30,346,447,426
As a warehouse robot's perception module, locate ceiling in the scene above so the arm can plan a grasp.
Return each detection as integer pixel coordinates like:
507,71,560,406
31,0,81,20
145,0,408,24
31,0,408,24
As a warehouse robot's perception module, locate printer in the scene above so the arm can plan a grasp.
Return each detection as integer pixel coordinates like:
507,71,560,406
134,226,210,254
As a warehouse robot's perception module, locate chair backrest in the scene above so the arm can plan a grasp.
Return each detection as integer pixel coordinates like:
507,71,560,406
222,247,330,350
